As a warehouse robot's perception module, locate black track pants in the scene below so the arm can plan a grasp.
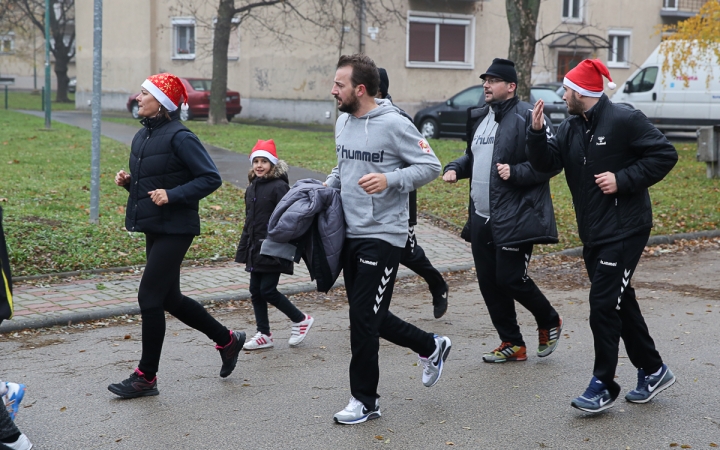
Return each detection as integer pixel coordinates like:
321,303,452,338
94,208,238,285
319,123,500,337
583,231,663,397
137,233,230,377
249,271,305,335
470,214,559,346
400,226,446,293
343,238,437,410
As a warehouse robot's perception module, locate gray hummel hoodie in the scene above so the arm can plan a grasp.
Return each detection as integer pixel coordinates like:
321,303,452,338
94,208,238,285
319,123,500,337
326,98,441,247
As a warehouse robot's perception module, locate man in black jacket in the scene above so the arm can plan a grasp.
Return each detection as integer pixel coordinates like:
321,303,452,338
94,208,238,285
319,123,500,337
377,68,449,319
528,59,678,413
443,58,562,363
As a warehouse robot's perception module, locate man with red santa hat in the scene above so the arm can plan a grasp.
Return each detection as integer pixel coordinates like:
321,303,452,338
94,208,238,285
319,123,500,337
526,59,678,413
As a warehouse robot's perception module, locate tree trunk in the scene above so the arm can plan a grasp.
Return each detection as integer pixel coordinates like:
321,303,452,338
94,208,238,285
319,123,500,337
209,0,234,125
53,53,70,103
506,0,541,102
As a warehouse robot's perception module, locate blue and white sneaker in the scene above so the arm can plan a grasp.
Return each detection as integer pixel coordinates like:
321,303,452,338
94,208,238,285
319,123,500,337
3,382,26,421
333,397,381,425
571,377,616,413
625,364,676,404
419,335,452,387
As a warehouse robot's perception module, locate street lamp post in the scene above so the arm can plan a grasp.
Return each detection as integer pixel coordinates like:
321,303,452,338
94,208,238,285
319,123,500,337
44,0,51,129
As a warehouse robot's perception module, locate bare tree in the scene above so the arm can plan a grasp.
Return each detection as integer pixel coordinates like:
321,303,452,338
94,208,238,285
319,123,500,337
172,0,404,125
506,0,541,101
7,0,75,102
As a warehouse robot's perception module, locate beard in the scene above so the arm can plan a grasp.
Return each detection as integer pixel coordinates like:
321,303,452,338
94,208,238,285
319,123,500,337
566,92,584,116
336,92,360,114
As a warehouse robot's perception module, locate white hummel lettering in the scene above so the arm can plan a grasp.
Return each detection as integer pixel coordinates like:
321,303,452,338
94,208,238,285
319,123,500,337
360,258,378,266
600,260,617,267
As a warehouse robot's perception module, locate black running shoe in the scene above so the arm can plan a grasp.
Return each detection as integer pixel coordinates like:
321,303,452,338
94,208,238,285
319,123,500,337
216,330,246,378
108,369,159,399
432,282,449,319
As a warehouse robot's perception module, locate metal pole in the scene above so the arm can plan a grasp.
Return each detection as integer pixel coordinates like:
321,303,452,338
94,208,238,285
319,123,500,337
33,29,37,91
4,85,7,110
44,0,51,129
89,0,103,224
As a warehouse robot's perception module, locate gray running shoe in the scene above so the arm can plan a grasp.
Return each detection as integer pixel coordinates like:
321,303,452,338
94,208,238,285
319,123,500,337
333,397,381,425
625,364,676,403
419,335,452,387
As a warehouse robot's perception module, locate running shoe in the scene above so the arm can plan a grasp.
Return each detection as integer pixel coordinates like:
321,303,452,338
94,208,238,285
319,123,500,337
107,369,159,399
431,282,449,319
625,364,676,403
288,315,314,346
571,377,616,413
217,330,246,378
482,342,527,363
242,331,274,350
3,382,25,420
537,317,563,357
419,335,452,387
1,433,33,450
333,396,381,425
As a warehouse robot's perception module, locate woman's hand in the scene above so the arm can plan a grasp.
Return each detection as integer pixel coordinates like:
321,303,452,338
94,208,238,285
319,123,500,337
115,170,131,186
148,189,169,206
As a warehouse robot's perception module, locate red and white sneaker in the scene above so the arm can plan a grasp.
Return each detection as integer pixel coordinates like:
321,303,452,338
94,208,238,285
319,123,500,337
288,315,314,346
242,332,274,350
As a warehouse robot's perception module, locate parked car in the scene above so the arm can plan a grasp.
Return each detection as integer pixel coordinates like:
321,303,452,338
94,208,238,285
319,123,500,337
534,81,565,97
68,77,76,94
126,77,242,122
413,86,569,139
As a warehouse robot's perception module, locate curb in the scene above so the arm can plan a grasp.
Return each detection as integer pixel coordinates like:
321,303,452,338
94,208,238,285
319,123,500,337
0,262,476,333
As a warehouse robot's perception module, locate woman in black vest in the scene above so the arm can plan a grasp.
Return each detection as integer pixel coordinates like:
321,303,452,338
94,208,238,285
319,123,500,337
108,73,245,398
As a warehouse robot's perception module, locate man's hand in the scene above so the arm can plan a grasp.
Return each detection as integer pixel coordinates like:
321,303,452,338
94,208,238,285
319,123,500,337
148,189,169,206
443,170,457,183
531,99,545,131
358,173,388,194
496,163,510,181
115,170,130,186
594,172,617,194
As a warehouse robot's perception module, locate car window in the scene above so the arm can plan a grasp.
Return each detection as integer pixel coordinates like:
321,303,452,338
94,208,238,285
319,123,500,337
452,86,484,107
188,79,212,91
531,88,563,103
640,67,658,92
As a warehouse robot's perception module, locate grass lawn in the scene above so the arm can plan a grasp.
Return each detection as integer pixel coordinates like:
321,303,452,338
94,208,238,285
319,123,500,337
2,108,719,275
2,90,76,111
0,110,244,276
165,119,720,253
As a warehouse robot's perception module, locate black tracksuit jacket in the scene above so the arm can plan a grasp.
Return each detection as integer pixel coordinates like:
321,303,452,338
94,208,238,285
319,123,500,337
526,94,678,247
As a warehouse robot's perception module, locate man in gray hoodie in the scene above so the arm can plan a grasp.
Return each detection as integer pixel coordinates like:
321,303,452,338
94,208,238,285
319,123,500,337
327,54,451,425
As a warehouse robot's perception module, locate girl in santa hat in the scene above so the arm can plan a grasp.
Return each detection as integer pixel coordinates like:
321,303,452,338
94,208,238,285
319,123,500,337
109,73,246,399
235,139,314,350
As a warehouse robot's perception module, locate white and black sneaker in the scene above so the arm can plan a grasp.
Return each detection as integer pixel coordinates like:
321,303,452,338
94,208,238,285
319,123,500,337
333,396,381,425
419,335,452,387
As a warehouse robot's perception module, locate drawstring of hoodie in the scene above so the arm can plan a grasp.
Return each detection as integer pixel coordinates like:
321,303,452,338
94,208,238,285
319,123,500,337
334,114,371,146
364,116,369,146
335,114,351,139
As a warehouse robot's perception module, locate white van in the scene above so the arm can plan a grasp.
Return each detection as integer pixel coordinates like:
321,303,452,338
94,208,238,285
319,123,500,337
611,42,720,131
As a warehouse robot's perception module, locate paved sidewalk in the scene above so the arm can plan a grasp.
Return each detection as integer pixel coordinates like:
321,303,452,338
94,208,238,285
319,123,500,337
1,218,473,332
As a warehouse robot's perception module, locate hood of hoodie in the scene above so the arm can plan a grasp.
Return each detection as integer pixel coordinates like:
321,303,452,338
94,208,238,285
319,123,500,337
335,98,404,141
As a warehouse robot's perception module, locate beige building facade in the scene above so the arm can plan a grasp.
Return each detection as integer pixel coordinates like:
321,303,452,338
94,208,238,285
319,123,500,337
72,0,706,123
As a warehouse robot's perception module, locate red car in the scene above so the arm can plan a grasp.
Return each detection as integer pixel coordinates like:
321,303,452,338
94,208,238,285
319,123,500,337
126,77,242,122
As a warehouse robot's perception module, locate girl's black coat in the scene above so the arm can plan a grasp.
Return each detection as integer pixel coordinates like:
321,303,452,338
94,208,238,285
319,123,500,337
124,113,221,235
235,163,293,274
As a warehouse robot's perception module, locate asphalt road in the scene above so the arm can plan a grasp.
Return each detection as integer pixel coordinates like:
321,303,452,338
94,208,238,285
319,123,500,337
2,247,719,449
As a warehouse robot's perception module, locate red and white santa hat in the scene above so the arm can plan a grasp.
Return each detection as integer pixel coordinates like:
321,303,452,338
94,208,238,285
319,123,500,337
141,73,189,112
250,139,278,165
563,59,617,98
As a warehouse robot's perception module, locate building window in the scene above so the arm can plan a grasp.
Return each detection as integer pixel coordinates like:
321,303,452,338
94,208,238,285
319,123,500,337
662,0,678,10
608,31,631,68
406,12,474,69
172,18,195,59
0,33,14,54
562,0,583,23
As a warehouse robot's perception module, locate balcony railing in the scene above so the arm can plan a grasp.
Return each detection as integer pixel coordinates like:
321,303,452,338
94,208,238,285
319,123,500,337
661,0,708,18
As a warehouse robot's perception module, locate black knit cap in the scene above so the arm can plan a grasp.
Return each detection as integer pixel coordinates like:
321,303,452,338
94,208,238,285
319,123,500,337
378,67,389,98
479,58,517,84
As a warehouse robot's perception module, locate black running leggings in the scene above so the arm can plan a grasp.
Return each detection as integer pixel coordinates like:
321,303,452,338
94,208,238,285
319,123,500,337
137,233,230,378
